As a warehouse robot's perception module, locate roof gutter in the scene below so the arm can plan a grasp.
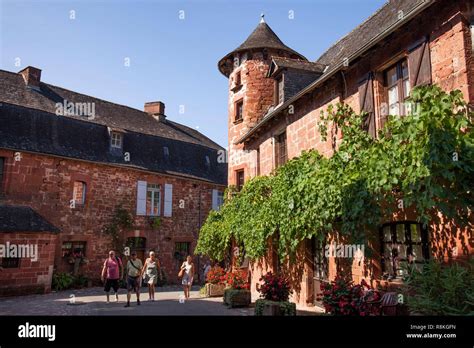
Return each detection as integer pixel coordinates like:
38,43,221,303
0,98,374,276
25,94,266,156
235,0,435,144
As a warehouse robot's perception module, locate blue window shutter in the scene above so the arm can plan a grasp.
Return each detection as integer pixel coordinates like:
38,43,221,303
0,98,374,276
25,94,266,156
212,189,218,210
136,181,147,216
164,184,173,217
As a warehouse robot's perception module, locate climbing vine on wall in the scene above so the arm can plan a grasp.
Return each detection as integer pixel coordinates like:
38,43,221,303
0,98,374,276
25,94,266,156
102,204,134,253
195,85,474,261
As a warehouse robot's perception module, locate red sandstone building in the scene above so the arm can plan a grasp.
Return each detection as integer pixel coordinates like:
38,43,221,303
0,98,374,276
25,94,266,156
0,67,226,295
218,0,474,307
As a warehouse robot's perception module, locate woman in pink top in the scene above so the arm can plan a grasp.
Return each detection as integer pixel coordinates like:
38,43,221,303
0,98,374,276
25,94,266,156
101,250,123,303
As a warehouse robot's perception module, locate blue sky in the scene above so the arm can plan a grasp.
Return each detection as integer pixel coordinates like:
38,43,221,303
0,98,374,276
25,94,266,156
0,0,385,147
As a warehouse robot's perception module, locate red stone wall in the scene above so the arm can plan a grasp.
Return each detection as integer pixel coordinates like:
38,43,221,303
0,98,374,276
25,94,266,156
0,149,224,285
235,0,474,308
0,232,57,296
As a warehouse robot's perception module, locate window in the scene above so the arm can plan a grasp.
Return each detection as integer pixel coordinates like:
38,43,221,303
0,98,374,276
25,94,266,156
0,157,5,193
276,132,287,167
62,241,86,258
235,71,241,87
146,183,161,216
110,132,123,149
380,222,429,279
217,191,224,207
234,100,243,123
73,181,86,206
312,237,328,280
174,242,190,263
205,155,211,170
385,59,410,117
236,170,244,192
163,146,169,157
276,76,284,105
1,258,20,268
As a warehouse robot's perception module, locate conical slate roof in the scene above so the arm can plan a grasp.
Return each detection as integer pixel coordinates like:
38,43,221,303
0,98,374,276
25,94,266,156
218,18,306,76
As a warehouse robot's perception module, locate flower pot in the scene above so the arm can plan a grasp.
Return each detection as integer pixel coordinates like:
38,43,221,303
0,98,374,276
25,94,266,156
223,288,251,308
205,283,225,297
255,299,297,316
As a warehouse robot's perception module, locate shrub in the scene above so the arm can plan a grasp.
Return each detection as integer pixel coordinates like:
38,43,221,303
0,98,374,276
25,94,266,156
52,272,75,291
206,266,226,284
258,272,292,302
72,274,89,289
319,276,381,316
223,270,249,290
404,259,474,315
254,299,296,316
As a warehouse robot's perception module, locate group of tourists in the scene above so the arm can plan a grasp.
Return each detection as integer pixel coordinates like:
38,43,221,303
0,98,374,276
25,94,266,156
100,250,195,307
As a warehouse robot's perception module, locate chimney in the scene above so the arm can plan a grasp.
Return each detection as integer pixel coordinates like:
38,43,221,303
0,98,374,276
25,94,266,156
144,101,166,121
19,66,42,90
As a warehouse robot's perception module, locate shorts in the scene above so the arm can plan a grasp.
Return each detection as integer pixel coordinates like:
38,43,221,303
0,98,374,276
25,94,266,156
104,279,119,293
126,276,140,291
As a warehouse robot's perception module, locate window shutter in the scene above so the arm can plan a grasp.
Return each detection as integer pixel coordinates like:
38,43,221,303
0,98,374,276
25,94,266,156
212,189,218,210
358,73,376,138
409,40,432,87
136,181,147,216
164,183,173,217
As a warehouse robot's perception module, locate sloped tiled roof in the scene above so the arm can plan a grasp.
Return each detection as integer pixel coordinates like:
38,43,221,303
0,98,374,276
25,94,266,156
0,205,60,233
218,20,306,76
269,57,326,76
0,70,227,185
0,69,222,151
236,0,434,144
316,0,426,68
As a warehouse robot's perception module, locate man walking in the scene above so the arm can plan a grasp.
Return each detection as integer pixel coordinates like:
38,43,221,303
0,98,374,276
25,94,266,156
124,251,143,307
101,250,123,303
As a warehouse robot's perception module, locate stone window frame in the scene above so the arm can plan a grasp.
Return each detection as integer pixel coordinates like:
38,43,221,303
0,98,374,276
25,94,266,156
235,169,245,192
312,236,329,281
272,126,288,170
384,59,411,117
234,98,244,124
62,241,87,258
231,69,243,92
146,183,162,217
72,181,87,206
373,52,409,134
379,221,430,280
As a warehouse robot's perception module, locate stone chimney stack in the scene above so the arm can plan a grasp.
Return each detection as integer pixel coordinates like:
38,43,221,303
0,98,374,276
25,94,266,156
19,66,42,90
144,101,166,121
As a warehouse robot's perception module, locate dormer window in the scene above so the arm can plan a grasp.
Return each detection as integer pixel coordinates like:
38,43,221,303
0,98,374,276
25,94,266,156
110,132,123,149
275,75,284,105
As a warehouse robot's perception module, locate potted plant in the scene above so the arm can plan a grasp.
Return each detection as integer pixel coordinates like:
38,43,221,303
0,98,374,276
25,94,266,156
223,270,251,308
204,266,226,297
254,272,296,316
318,275,382,316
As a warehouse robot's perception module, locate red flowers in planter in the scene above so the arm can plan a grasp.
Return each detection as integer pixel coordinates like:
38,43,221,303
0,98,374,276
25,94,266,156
318,275,381,316
258,272,292,302
224,270,249,290
206,266,226,285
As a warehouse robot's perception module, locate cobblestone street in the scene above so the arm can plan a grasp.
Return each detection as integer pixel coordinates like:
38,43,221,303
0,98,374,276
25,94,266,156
0,286,253,316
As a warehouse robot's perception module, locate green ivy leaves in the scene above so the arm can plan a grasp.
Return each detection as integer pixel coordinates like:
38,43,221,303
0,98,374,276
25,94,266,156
196,85,474,261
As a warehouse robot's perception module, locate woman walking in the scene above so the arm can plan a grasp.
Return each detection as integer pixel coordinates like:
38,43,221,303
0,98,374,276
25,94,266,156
180,255,194,300
141,251,160,301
